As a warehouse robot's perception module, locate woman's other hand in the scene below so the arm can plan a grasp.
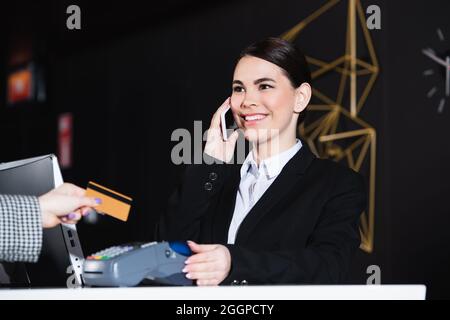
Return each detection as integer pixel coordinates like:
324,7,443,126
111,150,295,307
183,241,231,286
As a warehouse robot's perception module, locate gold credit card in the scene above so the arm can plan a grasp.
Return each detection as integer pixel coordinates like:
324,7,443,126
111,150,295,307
85,181,132,222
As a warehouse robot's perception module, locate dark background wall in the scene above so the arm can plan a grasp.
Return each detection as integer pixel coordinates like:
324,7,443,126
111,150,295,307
0,0,449,299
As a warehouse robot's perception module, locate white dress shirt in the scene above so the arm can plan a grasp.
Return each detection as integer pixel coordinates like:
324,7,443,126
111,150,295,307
227,139,302,244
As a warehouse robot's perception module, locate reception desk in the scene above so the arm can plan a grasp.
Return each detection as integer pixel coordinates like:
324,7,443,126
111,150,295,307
0,285,426,300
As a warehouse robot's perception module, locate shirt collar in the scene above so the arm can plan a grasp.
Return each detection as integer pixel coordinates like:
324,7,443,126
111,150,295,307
240,139,302,180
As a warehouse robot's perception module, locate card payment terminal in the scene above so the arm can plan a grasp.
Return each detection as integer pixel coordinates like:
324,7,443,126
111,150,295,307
82,241,193,287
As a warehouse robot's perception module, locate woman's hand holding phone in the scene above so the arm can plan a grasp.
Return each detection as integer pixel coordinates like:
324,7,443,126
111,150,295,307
204,97,239,163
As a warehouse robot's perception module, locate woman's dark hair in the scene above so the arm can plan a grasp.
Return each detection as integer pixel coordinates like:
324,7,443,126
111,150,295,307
237,37,311,126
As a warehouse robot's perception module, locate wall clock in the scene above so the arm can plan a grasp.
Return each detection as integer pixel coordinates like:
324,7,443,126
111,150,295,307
422,28,449,114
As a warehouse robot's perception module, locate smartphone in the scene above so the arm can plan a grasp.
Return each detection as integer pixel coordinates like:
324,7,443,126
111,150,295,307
220,106,236,141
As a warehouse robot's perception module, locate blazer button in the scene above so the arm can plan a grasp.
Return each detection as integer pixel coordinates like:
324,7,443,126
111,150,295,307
231,280,239,285
204,182,213,191
240,280,248,285
209,172,218,181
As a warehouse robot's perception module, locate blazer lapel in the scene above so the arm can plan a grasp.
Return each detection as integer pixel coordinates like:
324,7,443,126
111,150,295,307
211,162,241,243
234,142,316,244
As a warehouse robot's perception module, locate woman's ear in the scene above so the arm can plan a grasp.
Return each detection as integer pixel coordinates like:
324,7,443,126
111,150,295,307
294,82,312,114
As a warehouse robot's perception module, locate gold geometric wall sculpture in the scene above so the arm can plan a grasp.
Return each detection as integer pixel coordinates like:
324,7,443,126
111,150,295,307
281,0,379,252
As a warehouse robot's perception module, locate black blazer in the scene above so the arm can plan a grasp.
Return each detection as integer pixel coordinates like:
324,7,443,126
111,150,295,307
156,142,367,285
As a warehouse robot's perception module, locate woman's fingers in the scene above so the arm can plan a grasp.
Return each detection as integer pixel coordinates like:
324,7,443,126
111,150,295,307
196,279,220,286
80,206,96,216
183,244,231,285
210,97,231,129
227,130,239,144
186,271,218,281
185,252,213,264
187,240,217,253
183,262,216,273
60,210,82,224
204,97,238,163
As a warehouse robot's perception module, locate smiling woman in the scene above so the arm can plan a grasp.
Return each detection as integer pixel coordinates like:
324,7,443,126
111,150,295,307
230,38,311,161
156,37,367,286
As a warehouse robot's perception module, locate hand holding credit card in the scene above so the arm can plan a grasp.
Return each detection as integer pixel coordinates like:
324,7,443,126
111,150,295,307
85,181,133,222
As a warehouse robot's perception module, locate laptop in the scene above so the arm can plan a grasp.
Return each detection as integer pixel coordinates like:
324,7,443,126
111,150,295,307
0,154,84,288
